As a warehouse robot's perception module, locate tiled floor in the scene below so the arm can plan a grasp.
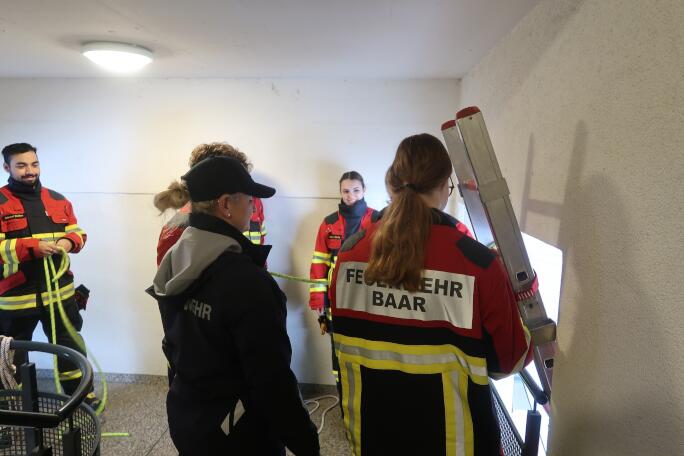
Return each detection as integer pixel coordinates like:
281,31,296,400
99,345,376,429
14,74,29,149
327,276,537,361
32,377,349,455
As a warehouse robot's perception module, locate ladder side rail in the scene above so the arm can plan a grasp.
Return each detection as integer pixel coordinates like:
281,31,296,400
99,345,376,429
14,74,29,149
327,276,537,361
442,122,497,247
455,113,536,294
442,111,556,395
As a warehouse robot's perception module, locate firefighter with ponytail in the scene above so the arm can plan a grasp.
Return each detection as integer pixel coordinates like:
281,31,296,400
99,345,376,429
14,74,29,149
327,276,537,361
330,134,531,455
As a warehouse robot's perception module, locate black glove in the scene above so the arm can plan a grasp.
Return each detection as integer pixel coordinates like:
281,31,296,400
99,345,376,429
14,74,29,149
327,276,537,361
74,284,90,311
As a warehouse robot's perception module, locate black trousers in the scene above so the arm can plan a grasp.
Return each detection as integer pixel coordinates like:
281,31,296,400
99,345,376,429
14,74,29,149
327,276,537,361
0,298,88,395
167,392,286,456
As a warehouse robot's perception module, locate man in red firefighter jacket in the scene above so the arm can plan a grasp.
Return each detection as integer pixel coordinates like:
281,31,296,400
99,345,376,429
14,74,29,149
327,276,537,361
0,143,98,405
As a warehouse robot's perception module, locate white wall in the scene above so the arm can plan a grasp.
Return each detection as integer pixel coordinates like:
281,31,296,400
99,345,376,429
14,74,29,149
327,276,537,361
459,0,684,454
0,78,461,384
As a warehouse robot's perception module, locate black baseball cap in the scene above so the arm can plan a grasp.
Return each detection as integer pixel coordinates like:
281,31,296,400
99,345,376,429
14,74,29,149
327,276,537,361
182,156,276,202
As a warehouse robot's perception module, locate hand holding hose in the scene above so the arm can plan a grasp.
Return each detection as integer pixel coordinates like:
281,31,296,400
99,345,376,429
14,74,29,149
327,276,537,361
56,238,73,253
37,241,60,257
37,240,72,257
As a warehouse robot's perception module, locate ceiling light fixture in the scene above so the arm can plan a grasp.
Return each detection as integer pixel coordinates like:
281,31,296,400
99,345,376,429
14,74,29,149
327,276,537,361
82,41,153,73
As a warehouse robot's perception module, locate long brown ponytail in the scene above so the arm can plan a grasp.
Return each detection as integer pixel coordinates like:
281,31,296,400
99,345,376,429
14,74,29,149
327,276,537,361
364,133,453,292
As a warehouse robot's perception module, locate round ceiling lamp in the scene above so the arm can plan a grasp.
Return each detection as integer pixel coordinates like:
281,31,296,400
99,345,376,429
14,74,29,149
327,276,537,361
82,41,153,73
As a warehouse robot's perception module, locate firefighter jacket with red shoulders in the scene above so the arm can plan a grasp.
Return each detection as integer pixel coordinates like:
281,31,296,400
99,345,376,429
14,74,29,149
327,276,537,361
329,208,531,456
0,180,86,317
309,199,380,312
156,197,266,266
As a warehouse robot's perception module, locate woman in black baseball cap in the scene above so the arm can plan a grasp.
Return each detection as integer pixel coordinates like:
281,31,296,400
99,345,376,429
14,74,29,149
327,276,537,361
149,156,319,456
181,155,275,234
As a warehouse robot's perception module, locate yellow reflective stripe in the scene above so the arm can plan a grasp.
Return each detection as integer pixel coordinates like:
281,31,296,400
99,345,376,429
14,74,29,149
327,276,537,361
64,224,85,235
0,239,20,264
0,283,75,310
64,225,86,245
443,372,457,456
460,372,474,456
313,251,332,260
311,258,331,265
59,369,83,381
335,334,488,385
42,283,75,303
352,364,362,453
260,223,267,236
340,363,353,449
32,233,62,241
340,362,362,454
326,256,337,284
0,233,5,241
10,240,19,264
242,230,263,245
309,285,327,293
443,370,471,456
1,239,19,277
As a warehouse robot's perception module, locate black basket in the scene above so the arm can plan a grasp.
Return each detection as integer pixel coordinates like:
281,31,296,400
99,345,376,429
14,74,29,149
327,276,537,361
493,386,524,456
0,391,100,456
0,340,100,456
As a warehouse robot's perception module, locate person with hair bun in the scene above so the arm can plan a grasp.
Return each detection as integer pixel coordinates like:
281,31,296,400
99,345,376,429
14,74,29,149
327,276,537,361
309,171,379,391
154,142,267,266
329,133,531,456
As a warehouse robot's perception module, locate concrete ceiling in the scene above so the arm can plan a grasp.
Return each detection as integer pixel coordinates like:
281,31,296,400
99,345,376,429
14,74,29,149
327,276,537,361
0,0,541,78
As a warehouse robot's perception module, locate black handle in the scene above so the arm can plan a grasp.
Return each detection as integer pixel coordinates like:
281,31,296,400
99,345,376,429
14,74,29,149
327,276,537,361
0,340,93,427
519,369,549,406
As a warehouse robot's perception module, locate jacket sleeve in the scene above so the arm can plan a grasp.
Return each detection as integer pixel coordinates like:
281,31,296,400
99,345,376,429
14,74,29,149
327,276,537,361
59,199,87,253
0,236,39,268
255,198,267,245
156,225,184,267
309,221,331,311
478,257,532,379
230,272,320,456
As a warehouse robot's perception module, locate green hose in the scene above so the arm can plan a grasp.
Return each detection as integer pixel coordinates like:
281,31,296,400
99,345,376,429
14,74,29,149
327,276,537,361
269,271,327,284
43,248,107,416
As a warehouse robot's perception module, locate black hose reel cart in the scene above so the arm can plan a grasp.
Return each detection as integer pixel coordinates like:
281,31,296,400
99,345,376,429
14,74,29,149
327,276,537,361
0,340,100,456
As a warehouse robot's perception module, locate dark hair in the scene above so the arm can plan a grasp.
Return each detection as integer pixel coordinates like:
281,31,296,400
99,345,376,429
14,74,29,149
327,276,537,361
2,143,37,164
339,171,365,189
364,133,452,292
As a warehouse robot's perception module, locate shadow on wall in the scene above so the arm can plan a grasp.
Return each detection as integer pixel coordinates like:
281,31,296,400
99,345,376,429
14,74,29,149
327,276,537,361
540,122,679,454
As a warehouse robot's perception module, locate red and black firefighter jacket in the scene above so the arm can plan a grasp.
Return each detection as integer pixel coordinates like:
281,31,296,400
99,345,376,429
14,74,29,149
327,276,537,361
156,197,266,266
0,179,86,317
330,209,531,456
308,199,380,314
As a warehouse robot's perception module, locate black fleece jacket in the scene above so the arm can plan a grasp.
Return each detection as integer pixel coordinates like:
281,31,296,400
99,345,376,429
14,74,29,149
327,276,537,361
148,213,319,456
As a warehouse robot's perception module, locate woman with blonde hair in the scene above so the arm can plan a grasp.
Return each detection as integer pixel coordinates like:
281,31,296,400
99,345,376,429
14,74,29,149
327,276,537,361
330,133,531,455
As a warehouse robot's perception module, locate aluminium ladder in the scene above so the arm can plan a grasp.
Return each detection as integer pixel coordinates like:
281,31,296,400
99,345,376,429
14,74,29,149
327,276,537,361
441,106,557,397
